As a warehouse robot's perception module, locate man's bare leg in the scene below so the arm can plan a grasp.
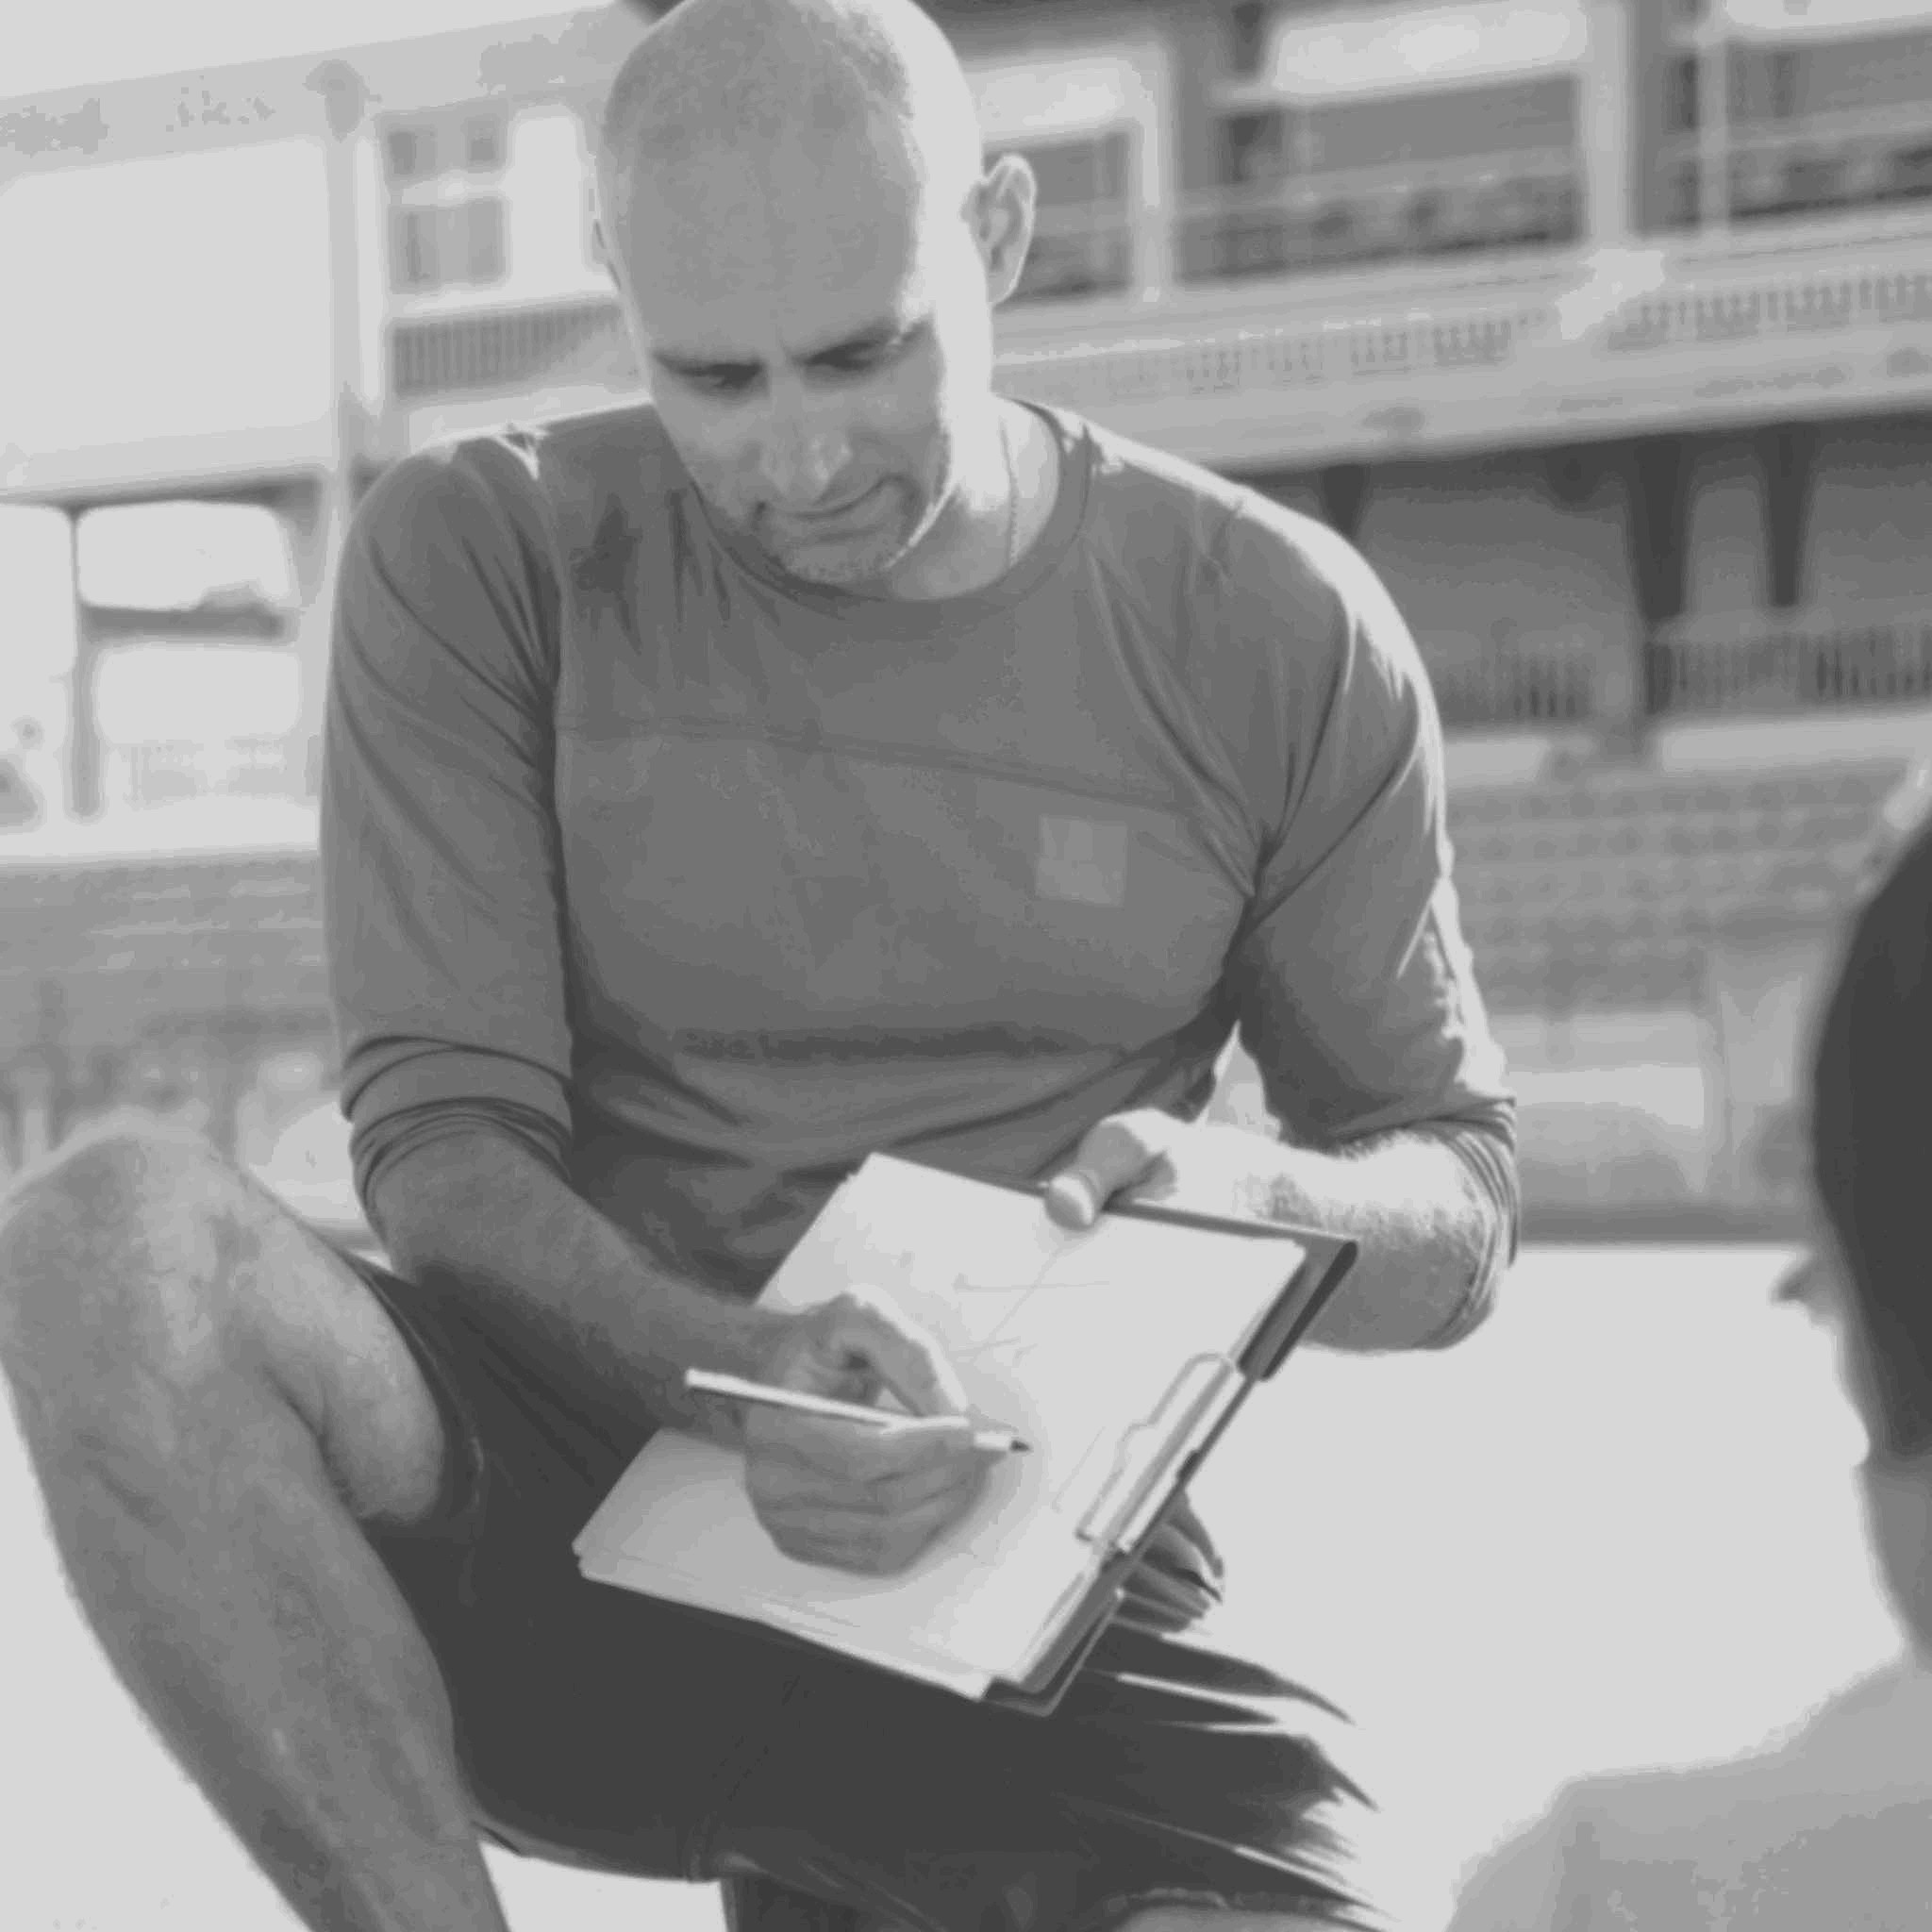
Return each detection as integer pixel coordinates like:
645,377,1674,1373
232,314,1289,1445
0,1118,510,1932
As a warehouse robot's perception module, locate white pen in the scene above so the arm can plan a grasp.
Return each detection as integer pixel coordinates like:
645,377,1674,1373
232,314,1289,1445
685,1369,1030,1455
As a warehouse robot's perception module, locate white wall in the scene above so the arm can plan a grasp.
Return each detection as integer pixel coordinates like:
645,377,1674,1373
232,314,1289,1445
0,142,333,462
92,644,302,747
502,108,607,302
382,102,608,318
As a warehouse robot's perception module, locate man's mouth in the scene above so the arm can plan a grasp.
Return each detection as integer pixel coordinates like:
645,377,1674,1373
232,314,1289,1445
783,485,881,527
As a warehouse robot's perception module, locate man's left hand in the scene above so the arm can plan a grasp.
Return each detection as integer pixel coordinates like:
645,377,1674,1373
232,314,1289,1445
1042,1108,1182,1231
1120,1490,1226,1635
1043,1110,1227,1636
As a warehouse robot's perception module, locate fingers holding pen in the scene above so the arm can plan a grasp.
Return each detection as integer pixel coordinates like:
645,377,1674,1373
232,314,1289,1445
743,1409,995,1572
758,1407,984,1485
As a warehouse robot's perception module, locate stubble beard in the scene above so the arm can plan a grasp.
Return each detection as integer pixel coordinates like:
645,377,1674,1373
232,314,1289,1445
758,475,948,591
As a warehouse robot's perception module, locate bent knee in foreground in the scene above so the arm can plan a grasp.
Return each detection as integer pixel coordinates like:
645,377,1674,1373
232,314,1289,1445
2,1110,254,1246
0,1114,242,1329
0,1112,446,1525
0,1111,339,1418
5,1103,273,1270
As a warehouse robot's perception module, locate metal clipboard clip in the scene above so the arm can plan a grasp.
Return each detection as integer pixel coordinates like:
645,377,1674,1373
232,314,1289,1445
1074,1352,1244,1557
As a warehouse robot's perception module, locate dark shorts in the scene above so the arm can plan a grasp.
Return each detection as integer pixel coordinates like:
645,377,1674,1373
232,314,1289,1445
347,1253,1384,1932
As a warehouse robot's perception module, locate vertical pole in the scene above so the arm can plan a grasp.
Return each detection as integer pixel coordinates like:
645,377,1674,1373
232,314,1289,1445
1582,0,1631,244
1622,432,1693,743
1700,9,1729,235
1757,421,1818,613
65,513,106,820
301,60,372,803
1624,0,1677,234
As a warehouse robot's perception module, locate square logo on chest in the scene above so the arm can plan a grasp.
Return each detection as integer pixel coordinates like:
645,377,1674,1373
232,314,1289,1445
1035,815,1128,908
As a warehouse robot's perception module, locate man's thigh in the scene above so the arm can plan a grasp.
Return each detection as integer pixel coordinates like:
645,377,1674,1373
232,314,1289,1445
346,1261,1380,1925
346,1257,813,1878
703,1617,1380,1932
0,1117,443,1528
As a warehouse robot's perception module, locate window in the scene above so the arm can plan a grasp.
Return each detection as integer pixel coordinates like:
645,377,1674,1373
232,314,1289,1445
1712,31,1932,225
391,207,439,291
1007,131,1137,305
385,125,435,184
1665,161,1702,229
1228,0,1271,80
390,111,504,181
1890,142,1932,198
1221,108,1291,185
383,107,510,295
390,202,506,292
464,111,506,173
1770,50,1798,121
1667,55,1700,136
462,197,505,281
76,502,295,613
1188,78,1582,284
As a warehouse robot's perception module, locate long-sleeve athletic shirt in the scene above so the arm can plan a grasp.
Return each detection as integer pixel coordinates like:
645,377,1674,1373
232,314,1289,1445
323,400,1518,1329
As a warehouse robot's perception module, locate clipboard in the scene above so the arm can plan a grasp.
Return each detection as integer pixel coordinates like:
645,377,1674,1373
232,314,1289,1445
968,1181,1357,1715
575,1157,1357,1717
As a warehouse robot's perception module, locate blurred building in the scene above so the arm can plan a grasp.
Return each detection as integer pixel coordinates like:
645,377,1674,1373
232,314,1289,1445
3,0,1930,1237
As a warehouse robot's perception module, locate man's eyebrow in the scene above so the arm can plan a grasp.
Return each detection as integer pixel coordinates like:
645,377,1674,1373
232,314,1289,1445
651,316,924,379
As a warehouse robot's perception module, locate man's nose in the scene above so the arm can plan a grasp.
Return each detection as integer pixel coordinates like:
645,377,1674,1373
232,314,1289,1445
757,411,851,508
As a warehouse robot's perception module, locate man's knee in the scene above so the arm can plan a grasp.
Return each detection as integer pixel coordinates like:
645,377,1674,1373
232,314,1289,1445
0,1113,442,1523
4,1111,226,1323
0,1114,300,1442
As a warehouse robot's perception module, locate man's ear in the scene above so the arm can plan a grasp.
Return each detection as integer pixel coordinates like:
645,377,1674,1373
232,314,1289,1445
973,151,1038,308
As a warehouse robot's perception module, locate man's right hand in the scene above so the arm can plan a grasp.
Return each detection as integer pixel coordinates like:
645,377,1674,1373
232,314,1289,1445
738,1291,995,1575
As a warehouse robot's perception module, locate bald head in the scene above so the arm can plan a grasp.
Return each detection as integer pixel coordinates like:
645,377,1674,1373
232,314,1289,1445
587,0,1039,597
596,0,985,266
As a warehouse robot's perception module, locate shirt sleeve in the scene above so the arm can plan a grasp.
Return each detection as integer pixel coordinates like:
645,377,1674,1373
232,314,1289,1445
1208,506,1520,1306
322,441,575,1213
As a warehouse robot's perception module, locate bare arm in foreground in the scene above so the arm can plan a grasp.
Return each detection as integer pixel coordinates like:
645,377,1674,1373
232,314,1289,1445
369,1124,1004,1574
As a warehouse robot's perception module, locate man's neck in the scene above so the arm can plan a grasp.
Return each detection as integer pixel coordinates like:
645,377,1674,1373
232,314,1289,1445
876,400,1058,603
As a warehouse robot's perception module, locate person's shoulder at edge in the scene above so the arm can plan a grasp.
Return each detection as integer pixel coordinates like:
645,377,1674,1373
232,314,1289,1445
1447,1657,1932,1927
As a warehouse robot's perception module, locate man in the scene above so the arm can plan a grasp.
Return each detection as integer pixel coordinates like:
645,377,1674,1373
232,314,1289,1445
0,1,1517,1927
1444,823,1932,1929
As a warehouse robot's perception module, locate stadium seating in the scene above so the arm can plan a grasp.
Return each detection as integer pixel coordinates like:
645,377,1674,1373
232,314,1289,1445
1448,758,1905,1010
0,848,326,1060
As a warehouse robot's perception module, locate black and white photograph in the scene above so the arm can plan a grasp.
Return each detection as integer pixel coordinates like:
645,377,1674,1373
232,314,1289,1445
2,0,1929,1925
